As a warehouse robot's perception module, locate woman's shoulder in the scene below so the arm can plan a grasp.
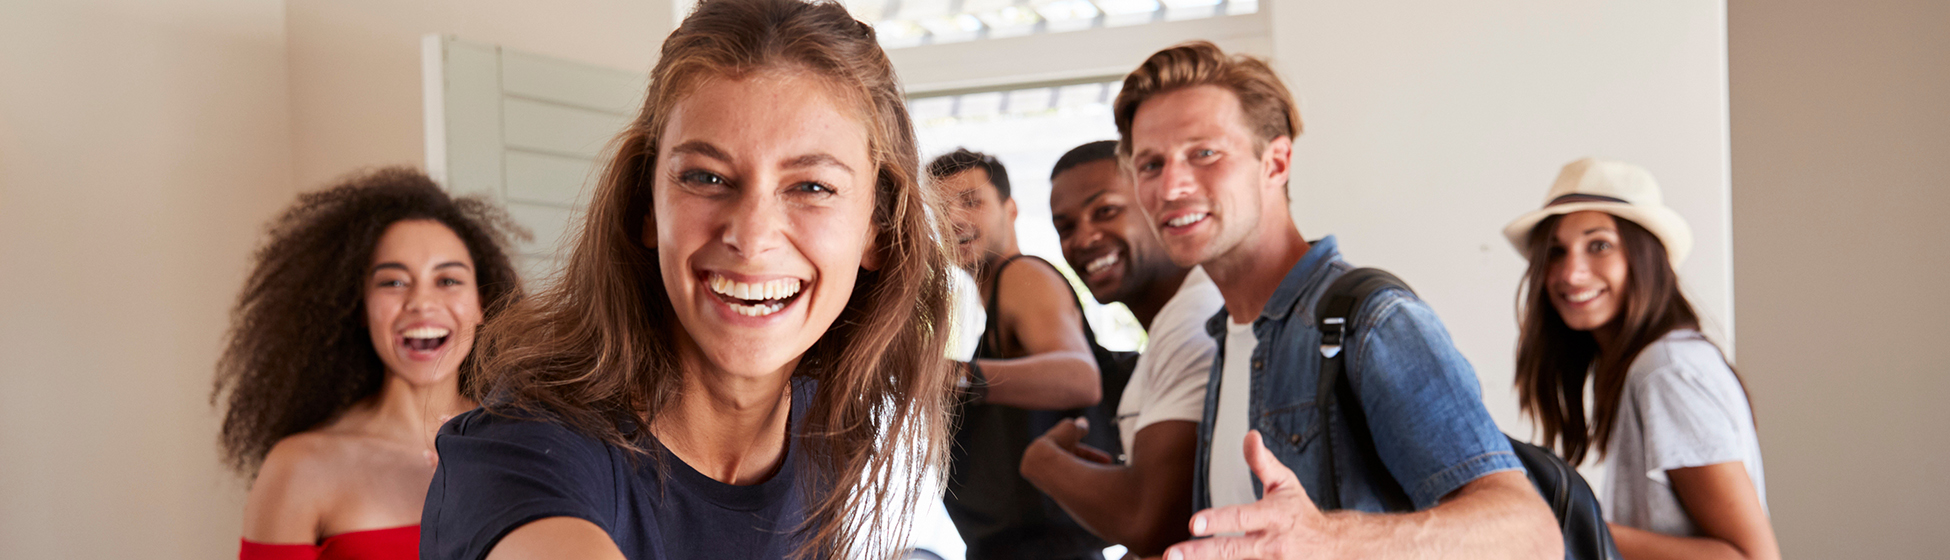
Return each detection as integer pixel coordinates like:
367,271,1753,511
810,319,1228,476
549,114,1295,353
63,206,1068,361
1627,329,1736,389
244,431,360,542
441,406,615,456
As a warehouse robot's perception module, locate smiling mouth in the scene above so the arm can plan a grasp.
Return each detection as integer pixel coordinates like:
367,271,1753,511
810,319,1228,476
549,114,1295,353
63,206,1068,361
707,273,805,317
400,326,451,352
1084,251,1121,276
1563,288,1604,304
1164,212,1209,229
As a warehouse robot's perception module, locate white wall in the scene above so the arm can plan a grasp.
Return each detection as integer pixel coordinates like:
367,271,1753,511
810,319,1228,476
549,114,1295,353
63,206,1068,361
286,0,672,190
1730,1,1949,557
0,0,294,557
1267,1,1735,447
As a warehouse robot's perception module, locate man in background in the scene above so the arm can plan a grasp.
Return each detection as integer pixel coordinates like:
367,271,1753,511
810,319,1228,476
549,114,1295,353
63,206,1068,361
934,148,1106,560
1021,140,1225,557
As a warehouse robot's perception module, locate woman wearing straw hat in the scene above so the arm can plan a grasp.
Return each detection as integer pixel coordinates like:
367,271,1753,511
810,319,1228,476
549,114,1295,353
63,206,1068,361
1505,158,1779,560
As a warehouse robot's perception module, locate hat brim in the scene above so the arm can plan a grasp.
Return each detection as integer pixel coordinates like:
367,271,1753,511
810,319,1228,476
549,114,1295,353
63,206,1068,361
1503,201,1693,267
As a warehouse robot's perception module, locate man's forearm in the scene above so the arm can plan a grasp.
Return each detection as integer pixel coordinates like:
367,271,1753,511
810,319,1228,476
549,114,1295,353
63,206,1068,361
1021,440,1144,545
978,350,1100,409
1326,471,1560,560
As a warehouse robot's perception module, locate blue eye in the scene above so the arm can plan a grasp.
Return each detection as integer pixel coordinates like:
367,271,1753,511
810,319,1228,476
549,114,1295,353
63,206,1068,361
681,170,726,185
1194,149,1218,159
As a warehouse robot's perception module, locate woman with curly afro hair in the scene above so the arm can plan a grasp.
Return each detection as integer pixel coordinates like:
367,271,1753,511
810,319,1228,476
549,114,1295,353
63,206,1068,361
213,167,524,559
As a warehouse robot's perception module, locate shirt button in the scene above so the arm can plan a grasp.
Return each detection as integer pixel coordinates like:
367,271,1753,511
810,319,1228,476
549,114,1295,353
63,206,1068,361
1252,359,1264,370
1289,434,1302,444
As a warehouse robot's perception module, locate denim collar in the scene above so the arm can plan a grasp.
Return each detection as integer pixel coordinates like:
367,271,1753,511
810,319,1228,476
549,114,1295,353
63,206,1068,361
1205,235,1342,337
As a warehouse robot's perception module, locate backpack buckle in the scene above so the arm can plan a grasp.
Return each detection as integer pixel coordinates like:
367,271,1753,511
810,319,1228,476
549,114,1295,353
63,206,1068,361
1320,316,1346,358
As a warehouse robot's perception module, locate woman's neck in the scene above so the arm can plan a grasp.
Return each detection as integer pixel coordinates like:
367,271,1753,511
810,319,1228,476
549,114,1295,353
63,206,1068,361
653,355,796,486
357,372,476,449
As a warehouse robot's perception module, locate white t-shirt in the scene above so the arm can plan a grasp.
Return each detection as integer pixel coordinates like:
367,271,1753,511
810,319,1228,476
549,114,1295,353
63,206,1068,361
1209,317,1260,509
946,266,984,362
1602,329,1767,537
1114,267,1225,459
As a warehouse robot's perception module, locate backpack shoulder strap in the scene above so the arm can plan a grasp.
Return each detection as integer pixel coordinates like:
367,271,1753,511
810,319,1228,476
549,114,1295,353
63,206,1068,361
1314,267,1415,511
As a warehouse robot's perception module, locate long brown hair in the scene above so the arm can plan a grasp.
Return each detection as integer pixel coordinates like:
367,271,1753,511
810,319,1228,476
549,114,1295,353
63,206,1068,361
1514,213,1739,465
468,0,957,558
213,167,524,478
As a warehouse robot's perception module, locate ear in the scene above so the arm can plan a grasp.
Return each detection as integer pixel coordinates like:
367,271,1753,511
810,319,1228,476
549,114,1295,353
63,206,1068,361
1262,135,1293,194
1004,197,1019,222
640,211,658,250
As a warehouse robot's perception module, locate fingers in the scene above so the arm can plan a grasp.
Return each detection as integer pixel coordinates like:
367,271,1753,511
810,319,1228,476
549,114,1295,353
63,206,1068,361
1036,416,1088,448
1165,533,1263,560
1190,498,1289,537
1242,430,1300,492
1075,443,1114,464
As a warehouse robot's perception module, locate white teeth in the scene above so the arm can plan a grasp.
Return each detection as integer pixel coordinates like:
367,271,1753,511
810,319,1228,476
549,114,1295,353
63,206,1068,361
1167,213,1208,228
402,327,450,339
1565,289,1602,303
726,300,787,317
1085,252,1120,274
707,274,802,304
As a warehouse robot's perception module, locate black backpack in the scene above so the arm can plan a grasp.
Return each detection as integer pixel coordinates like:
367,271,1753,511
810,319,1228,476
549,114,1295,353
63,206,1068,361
1313,268,1620,560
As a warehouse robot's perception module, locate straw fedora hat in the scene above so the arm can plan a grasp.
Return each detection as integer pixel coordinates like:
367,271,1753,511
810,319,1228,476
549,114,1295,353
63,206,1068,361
1504,158,1693,267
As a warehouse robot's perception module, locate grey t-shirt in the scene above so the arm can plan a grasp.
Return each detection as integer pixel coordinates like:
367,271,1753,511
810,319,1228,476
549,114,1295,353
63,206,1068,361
1602,329,1767,536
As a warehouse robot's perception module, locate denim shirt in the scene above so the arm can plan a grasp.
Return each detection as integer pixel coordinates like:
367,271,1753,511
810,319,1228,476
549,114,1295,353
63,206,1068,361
1192,236,1522,513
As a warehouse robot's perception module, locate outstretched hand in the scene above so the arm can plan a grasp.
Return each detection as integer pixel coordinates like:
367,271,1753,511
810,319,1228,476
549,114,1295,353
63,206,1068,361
1165,430,1336,560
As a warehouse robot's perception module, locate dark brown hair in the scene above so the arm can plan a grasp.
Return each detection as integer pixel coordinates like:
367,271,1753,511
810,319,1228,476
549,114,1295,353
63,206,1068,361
468,1,957,558
1112,41,1302,157
212,167,524,478
1514,213,1745,465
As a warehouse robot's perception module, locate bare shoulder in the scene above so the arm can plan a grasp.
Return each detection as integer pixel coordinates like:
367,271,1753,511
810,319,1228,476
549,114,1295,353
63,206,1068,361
997,257,1080,311
243,431,348,542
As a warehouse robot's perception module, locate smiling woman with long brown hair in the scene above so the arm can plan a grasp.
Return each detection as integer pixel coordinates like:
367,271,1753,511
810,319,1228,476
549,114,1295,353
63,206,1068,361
213,167,524,560
417,1,958,559
1507,158,1777,560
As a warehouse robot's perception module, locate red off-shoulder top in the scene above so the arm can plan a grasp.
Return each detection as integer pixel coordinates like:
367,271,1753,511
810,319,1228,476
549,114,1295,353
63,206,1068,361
238,525,418,560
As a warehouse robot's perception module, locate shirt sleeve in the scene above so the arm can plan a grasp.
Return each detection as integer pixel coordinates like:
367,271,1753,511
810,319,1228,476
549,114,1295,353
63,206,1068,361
1632,361,1748,482
421,409,619,560
1131,307,1218,434
1348,293,1523,510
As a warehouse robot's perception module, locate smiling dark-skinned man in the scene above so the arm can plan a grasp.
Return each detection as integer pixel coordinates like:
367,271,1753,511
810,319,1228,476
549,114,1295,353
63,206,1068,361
1021,140,1226,557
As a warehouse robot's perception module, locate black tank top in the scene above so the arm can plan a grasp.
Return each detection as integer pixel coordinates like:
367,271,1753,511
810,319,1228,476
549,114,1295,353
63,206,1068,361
942,255,1123,560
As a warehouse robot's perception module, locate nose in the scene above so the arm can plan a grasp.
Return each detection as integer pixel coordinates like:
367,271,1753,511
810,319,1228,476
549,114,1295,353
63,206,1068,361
721,188,786,258
1554,250,1593,286
1063,224,1102,256
407,280,438,312
1159,157,1198,202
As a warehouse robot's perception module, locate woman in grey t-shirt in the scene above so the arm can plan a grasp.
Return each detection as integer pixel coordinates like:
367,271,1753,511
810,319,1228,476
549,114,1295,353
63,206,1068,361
1502,159,1779,560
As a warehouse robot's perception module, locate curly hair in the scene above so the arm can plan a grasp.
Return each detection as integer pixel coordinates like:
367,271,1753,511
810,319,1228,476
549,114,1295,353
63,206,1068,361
212,167,525,478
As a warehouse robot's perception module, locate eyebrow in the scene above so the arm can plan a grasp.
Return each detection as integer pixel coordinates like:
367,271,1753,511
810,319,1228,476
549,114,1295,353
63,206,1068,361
782,152,855,176
668,141,855,176
371,261,472,275
1582,227,1615,236
1132,136,1217,158
668,141,732,163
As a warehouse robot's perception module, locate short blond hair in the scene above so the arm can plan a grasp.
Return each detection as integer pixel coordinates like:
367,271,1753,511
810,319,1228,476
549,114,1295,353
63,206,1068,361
1113,41,1302,156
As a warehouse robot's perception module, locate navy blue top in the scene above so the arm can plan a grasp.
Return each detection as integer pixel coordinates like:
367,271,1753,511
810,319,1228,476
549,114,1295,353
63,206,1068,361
422,378,818,560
